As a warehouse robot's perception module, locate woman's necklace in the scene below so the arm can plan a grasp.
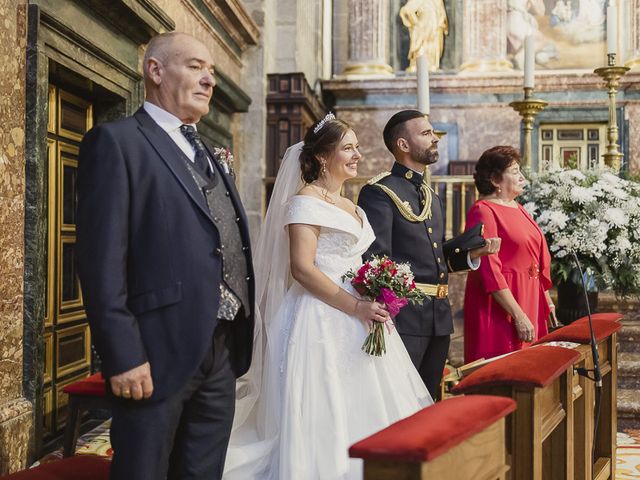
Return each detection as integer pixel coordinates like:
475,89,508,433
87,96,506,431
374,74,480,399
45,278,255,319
310,182,340,205
486,195,517,207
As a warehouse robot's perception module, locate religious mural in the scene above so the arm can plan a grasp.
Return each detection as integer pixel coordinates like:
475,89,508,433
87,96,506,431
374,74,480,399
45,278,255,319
508,0,608,70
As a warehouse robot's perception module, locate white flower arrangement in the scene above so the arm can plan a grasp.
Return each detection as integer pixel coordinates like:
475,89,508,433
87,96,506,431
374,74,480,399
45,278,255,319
520,167,640,297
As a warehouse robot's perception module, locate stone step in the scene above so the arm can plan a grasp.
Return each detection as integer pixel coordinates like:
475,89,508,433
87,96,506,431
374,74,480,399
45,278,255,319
619,321,640,353
618,388,640,430
618,352,640,390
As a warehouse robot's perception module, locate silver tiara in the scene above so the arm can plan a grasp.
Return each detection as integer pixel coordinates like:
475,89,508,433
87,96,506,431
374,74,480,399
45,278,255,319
313,112,336,134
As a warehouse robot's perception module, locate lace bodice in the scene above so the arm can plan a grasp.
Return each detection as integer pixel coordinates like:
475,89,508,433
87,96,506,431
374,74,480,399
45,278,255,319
285,195,375,281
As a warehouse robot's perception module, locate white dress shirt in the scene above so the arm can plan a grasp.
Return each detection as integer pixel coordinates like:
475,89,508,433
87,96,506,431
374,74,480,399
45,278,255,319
143,101,214,171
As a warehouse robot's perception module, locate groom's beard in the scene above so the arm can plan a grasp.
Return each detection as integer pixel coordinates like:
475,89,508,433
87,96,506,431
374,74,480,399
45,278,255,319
414,146,439,166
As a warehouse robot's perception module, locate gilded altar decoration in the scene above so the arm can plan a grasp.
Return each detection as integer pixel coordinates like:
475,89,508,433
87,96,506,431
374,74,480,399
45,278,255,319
400,0,448,72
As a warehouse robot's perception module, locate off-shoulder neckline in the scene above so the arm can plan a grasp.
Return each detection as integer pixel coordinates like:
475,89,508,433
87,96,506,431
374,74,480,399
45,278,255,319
292,194,364,229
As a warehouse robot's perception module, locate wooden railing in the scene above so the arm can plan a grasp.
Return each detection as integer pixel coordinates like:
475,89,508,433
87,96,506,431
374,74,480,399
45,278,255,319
263,174,478,238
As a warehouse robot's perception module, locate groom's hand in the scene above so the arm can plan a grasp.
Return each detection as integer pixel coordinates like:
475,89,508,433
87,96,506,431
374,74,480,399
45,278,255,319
469,237,501,260
110,362,154,400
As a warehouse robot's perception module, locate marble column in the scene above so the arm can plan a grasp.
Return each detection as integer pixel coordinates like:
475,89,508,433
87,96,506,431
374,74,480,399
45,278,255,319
459,0,512,72
0,0,32,474
342,0,393,76
624,0,640,70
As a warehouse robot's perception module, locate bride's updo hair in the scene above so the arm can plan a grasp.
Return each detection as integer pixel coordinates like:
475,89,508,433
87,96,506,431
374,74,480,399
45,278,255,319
300,116,351,184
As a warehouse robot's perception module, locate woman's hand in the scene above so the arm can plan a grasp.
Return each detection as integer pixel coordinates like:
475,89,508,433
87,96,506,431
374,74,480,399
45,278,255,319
547,302,559,329
513,314,535,343
354,300,390,325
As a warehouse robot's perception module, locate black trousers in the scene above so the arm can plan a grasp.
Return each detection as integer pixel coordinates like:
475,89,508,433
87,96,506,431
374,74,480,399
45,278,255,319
400,333,450,401
109,322,236,480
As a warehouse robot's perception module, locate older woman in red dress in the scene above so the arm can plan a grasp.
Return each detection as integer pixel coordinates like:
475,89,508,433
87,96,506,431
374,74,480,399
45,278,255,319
463,146,555,363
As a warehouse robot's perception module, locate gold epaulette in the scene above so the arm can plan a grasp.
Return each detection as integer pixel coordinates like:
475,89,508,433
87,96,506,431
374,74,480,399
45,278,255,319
367,171,391,185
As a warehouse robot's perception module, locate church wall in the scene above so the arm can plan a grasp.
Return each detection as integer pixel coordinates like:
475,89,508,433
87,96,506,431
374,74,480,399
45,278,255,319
154,0,254,87
236,0,279,236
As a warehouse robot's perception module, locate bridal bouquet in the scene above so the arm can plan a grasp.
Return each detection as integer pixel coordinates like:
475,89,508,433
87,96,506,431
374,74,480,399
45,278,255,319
342,255,426,356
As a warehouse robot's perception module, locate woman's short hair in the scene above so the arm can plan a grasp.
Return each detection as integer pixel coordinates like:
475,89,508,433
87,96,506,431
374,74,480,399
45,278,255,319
300,118,351,184
474,146,520,195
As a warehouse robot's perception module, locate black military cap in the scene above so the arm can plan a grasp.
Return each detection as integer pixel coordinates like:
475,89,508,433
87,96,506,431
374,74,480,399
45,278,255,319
383,110,427,152
445,222,487,254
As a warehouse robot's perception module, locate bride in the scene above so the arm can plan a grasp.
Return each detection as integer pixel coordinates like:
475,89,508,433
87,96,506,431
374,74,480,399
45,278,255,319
224,115,433,480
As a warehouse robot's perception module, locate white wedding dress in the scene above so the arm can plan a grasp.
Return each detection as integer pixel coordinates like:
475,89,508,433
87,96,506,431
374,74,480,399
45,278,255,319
224,142,432,480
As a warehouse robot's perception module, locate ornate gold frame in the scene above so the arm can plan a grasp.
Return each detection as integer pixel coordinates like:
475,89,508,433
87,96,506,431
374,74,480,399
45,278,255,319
45,139,57,327
57,90,93,142
42,386,54,437
57,235,84,319
55,323,91,379
57,142,79,233
47,85,56,134
43,331,53,384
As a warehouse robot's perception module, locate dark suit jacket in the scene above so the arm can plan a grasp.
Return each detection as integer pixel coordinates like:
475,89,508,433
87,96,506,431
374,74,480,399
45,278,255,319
76,108,254,401
358,162,469,338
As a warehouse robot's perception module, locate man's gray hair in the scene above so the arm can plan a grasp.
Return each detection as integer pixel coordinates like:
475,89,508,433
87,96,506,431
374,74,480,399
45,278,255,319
143,32,188,75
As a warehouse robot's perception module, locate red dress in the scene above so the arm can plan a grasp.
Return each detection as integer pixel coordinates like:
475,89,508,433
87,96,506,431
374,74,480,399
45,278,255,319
463,200,552,363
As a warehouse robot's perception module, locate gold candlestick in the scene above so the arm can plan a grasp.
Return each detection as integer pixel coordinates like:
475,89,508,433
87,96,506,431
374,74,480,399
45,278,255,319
594,54,629,172
509,87,548,172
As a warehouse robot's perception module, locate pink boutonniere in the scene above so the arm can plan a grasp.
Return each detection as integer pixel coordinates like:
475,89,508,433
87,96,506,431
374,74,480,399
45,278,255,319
213,147,235,177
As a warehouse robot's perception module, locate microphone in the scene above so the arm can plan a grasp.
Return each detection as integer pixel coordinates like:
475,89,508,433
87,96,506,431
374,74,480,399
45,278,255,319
570,250,602,467
570,251,602,387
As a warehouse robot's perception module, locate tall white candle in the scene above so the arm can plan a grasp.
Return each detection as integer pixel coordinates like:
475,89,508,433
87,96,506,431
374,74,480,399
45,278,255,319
607,2,618,55
416,54,430,114
524,35,535,88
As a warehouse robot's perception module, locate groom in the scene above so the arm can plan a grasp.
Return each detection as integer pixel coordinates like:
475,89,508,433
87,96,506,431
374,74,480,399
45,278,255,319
359,110,499,400
76,32,254,479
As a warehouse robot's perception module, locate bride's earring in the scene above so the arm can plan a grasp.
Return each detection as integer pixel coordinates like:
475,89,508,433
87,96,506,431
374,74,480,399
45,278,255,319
321,161,327,176
497,187,502,194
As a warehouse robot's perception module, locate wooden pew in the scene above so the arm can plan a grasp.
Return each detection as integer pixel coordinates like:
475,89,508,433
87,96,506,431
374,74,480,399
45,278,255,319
535,318,622,480
349,395,516,480
451,346,580,480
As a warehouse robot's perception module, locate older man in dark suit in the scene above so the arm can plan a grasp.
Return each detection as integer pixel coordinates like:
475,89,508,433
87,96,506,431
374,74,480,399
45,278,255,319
358,110,499,400
76,32,254,480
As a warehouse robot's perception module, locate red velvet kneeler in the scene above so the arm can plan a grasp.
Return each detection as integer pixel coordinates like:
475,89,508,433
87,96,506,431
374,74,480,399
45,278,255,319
350,395,515,462
451,346,581,480
61,373,109,457
62,373,105,397
451,346,580,394
534,319,622,345
1,456,110,479
534,317,621,479
574,312,623,323
350,396,515,479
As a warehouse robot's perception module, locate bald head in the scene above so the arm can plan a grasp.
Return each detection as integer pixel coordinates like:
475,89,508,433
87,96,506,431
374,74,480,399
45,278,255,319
144,33,200,79
143,32,216,124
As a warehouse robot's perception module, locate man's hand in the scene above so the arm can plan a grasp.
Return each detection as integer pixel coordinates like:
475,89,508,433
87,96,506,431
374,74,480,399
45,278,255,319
110,362,153,400
469,237,501,260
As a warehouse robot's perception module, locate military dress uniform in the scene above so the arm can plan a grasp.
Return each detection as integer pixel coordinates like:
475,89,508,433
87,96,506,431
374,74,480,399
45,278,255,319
358,162,472,399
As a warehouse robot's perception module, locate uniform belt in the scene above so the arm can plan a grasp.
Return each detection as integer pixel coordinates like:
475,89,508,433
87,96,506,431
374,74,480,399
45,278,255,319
415,282,448,298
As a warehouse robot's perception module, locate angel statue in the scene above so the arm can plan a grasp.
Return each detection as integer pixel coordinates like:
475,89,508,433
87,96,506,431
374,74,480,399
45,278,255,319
400,0,448,72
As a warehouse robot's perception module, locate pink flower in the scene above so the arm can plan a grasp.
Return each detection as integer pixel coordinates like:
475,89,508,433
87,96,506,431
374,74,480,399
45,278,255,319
376,287,408,318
